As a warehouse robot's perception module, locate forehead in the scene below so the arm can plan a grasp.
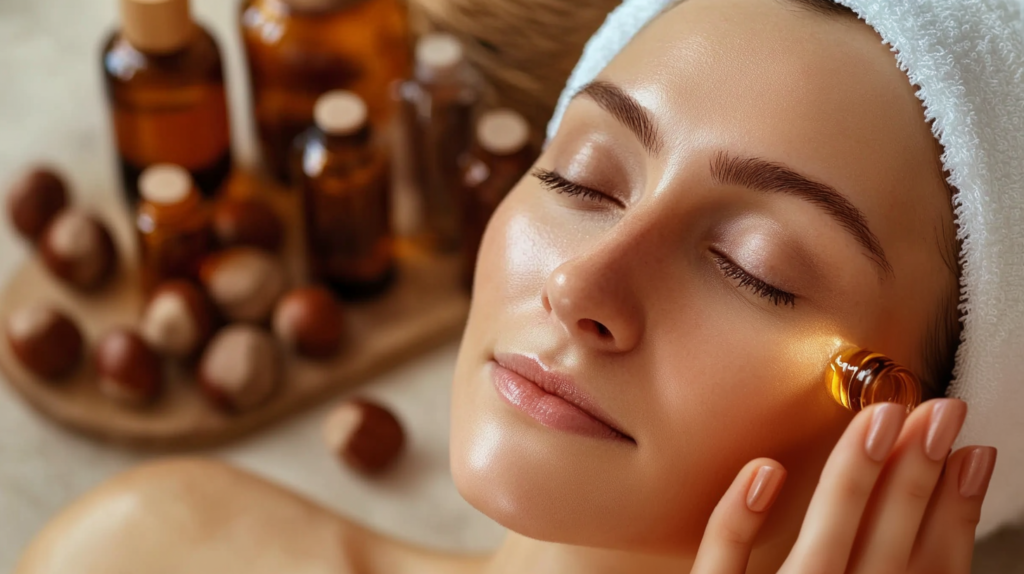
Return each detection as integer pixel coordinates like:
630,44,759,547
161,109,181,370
599,0,946,235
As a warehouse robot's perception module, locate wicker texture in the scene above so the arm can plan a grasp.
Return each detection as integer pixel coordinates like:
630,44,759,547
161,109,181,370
409,0,621,138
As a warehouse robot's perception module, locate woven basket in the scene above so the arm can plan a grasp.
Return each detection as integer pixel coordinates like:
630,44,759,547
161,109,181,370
408,0,621,138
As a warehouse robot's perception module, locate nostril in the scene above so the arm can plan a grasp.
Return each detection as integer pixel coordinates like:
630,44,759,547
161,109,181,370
578,319,612,338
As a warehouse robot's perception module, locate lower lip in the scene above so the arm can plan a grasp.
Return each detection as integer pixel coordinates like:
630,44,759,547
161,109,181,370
490,361,625,441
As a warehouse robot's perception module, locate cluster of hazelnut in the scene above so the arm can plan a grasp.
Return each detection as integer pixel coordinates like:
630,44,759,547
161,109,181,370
7,167,118,291
6,166,408,473
3,166,346,415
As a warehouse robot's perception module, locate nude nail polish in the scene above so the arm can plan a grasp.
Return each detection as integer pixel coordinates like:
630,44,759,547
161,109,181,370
959,446,997,498
746,466,784,513
865,403,906,462
924,399,967,462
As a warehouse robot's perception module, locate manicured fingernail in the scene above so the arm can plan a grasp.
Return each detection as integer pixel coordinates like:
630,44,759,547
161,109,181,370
959,446,997,498
925,399,967,462
746,466,784,513
865,403,906,462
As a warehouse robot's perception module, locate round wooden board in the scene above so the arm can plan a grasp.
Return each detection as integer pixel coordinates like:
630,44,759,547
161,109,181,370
0,184,470,450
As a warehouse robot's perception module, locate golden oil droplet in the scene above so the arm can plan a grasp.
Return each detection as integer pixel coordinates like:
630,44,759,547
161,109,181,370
828,348,922,413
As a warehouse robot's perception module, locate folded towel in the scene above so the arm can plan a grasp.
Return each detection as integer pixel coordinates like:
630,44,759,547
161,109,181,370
548,0,1024,537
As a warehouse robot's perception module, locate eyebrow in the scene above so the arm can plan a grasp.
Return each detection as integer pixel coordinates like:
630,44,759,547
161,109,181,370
710,151,893,278
574,81,663,156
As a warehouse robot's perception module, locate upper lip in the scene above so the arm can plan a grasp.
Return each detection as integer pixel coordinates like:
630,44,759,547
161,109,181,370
493,352,634,442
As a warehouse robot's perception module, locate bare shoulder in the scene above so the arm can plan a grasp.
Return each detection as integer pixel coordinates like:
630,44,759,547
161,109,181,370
15,458,485,574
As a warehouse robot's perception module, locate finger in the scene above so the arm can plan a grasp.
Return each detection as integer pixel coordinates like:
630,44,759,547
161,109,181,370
691,458,787,574
848,399,967,574
911,445,997,573
779,403,906,574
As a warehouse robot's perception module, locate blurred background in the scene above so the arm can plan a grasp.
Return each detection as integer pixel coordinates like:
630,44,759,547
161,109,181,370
0,0,512,567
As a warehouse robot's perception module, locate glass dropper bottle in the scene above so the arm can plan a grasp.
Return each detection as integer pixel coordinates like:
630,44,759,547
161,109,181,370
827,347,922,413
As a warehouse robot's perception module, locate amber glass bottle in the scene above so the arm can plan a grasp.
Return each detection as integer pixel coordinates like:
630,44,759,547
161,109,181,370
103,0,232,203
136,164,214,294
240,0,410,183
298,91,394,299
398,33,481,252
828,347,923,413
461,109,535,289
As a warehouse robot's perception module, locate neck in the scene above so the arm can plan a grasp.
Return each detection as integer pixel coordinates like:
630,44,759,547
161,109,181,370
480,524,798,574
482,533,693,574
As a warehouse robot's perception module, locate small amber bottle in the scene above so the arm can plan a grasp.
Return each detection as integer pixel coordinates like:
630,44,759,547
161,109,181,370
461,109,535,290
298,91,394,299
102,0,232,203
827,347,923,413
240,0,411,183
398,33,481,252
136,164,214,294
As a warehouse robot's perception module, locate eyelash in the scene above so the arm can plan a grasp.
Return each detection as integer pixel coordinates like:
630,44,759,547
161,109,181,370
532,168,613,204
533,168,795,308
714,255,796,308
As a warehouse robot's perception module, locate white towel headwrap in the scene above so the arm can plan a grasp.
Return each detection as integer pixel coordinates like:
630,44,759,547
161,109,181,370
548,0,1024,537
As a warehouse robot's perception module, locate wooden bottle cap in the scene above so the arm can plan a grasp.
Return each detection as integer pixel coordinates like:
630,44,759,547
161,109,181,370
139,164,194,205
280,0,351,11
314,91,368,136
415,33,463,74
120,0,195,54
476,109,530,156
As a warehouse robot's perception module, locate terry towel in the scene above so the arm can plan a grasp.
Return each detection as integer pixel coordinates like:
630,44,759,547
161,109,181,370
548,0,1024,537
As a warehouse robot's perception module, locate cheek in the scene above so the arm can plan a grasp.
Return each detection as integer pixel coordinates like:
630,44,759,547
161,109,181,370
474,185,570,306
633,309,851,543
453,183,565,397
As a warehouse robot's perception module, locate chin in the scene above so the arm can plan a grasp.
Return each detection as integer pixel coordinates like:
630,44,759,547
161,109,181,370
449,358,706,552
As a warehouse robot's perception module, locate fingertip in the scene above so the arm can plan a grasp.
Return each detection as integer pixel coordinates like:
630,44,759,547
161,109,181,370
745,460,787,513
957,446,996,499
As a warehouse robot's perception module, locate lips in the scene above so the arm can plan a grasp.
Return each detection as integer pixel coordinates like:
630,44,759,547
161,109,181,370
490,353,634,443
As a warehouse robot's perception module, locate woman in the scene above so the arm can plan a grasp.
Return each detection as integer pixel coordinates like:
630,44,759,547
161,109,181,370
16,0,1024,572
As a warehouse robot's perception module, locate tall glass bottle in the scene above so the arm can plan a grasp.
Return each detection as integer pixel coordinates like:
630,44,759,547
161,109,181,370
398,33,481,252
298,91,394,299
461,109,535,289
102,0,232,203
136,164,214,294
240,0,410,183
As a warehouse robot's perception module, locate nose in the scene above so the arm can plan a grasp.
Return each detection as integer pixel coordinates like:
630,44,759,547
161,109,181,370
541,250,644,353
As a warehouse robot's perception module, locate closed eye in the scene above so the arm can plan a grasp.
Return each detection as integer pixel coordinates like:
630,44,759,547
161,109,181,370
533,168,622,207
713,254,796,308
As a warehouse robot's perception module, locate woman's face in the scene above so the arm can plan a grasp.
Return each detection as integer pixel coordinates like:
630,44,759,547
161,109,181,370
451,0,956,553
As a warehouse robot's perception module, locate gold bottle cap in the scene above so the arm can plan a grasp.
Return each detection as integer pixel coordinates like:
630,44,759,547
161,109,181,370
139,164,194,205
314,91,368,136
120,0,195,54
476,109,530,156
415,33,464,74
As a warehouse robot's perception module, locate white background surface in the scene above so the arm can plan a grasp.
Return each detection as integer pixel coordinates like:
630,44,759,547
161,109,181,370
0,0,505,568
1,1,1023,572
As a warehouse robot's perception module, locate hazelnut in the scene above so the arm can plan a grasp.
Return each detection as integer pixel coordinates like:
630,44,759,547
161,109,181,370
6,167,70,243
322,399,405,473
198,325,281,413
272,286,344,359
94,328,163,406
5,305,83,380
212,197,284,252
200,248,287,323
139,280,216,359
39,210,117,291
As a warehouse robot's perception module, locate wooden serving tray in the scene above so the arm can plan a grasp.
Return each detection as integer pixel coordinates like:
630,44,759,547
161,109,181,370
0,179,470,450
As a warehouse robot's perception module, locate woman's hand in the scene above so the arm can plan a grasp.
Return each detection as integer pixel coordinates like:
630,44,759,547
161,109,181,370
691,399,996,574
